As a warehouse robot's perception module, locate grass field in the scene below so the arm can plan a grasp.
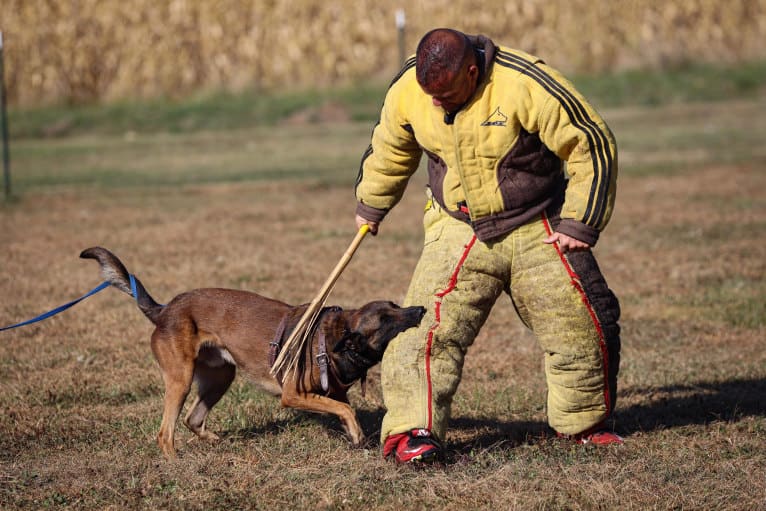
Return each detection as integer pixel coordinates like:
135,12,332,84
1,80,765,508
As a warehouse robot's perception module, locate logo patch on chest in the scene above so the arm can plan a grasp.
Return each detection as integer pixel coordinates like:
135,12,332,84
481,106,508,127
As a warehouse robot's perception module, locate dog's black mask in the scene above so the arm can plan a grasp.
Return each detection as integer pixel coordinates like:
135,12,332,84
331,302,426,383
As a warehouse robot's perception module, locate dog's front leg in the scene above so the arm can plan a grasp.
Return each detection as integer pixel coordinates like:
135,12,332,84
280,388,365,446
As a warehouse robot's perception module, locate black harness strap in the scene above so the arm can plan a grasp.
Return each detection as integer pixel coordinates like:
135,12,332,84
268,315,290,368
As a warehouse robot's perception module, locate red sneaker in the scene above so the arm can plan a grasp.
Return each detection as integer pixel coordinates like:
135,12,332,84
577,430,624,445
383,428,444,463
558,423,624,445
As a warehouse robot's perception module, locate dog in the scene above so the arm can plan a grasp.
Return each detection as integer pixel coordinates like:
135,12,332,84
80,247,425,458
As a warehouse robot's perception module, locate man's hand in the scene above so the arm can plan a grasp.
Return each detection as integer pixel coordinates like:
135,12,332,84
543,231,590,253
355,214,379,235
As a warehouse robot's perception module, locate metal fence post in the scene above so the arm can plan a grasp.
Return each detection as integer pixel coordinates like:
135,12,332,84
0,30,10,201
395,9,406,67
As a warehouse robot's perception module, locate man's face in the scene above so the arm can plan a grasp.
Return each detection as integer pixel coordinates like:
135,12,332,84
421,62,479,114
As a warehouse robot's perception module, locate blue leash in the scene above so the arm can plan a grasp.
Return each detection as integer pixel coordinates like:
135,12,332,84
0,275,139,332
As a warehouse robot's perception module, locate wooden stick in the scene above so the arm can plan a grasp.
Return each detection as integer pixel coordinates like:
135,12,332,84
270,225,370,376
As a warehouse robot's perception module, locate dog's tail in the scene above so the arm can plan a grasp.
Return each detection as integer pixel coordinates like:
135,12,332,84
80,247,163,324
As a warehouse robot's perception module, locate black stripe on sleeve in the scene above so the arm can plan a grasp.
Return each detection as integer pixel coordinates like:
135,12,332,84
495,50,612,228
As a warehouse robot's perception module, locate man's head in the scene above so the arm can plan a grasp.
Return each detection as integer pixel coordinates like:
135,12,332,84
416,28,479,113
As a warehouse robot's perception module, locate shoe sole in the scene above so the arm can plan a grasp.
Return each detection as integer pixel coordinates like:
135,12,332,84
400,449,443,464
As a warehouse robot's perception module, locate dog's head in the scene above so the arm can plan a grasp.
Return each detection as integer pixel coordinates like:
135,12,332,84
330,301,426,380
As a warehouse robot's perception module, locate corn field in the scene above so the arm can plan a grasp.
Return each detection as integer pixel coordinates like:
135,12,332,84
1,0,765,106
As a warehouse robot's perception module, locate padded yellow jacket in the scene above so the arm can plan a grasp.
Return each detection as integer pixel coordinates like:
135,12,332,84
355,35,618,246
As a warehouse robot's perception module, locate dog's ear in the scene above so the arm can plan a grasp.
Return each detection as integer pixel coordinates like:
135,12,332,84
332,331,362,353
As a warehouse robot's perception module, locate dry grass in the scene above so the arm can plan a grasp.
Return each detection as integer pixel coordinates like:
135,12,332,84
2,0,766,105
1,99,765,509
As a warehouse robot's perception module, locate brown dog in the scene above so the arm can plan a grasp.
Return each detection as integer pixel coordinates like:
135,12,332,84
80,247,425,458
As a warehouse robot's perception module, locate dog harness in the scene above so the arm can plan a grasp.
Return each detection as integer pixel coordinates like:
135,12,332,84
269,306,342,393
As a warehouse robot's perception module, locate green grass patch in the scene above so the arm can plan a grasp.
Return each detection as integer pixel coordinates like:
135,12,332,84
5,60,765,193
573,59,766,108
606,96,766,176
8,60,766,139
695,276,766,329
8,83,385,139
7,123,372,192
8,95,765,192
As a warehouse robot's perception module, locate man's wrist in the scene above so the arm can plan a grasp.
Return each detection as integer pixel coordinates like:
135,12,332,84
356,202,388,224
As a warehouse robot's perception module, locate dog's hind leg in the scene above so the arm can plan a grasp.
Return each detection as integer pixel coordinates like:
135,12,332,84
184,361,236,442
157,369,194,458
152,332,196,459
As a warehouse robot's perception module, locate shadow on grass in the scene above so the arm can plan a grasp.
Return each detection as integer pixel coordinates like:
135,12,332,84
449,378,766,450
219,377,766,458
448,418,551,452
222,407,388,448
618,377,766,432
448,377,766,454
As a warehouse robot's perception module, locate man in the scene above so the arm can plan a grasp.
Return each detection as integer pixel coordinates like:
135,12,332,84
354,28,622,464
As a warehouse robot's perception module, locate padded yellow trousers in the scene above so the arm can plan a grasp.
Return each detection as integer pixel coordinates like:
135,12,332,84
380,196,620,441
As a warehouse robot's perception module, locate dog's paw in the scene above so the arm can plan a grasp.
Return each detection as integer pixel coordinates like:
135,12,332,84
349,432,366,448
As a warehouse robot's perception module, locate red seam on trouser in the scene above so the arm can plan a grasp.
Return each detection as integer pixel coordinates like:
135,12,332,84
423,234,478,431
541,214,611,417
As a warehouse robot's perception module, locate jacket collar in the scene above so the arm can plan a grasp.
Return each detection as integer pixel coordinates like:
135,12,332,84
467,34,496,86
